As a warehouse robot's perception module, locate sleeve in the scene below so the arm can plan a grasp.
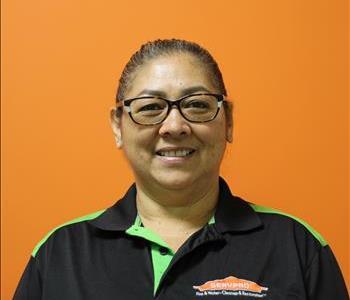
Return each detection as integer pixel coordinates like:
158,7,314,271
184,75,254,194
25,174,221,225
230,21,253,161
13,256,42,300
306,245,349,300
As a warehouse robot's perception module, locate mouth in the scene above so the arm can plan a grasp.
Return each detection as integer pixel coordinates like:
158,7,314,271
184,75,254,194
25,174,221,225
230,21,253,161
155,148,196,158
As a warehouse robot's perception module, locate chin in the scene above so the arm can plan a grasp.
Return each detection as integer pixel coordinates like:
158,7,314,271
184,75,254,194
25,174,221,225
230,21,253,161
152,171,196,190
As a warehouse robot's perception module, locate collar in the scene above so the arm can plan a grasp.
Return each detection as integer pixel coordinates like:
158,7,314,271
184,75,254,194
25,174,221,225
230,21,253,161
88,177,262,233
214,177,262,233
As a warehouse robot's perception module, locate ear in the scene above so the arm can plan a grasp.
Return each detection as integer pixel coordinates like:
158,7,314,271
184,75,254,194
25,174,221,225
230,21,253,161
224,102,233,143
110,108,123,148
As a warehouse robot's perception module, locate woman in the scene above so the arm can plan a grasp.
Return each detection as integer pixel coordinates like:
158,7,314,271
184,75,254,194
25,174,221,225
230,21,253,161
14,39,348,299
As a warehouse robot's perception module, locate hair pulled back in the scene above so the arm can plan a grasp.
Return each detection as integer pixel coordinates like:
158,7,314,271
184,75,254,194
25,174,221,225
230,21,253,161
116,39,227,102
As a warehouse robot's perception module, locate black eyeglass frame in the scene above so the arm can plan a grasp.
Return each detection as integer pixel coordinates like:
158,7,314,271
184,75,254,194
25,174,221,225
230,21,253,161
116,93,225,125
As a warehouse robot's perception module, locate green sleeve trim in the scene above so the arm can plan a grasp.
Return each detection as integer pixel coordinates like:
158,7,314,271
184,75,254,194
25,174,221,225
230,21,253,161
249,203,327,247
31,209,106,257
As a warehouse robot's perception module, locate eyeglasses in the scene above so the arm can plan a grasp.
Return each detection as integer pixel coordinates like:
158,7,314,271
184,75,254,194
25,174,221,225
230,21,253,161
116,93,225,125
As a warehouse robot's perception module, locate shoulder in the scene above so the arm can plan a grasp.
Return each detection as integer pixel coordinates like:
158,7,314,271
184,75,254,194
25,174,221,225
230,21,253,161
249,203,327,247
244,202,330,272
32,209,106,257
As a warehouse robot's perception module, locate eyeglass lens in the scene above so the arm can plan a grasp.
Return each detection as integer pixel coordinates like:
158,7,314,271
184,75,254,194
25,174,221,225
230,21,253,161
129,94,219,125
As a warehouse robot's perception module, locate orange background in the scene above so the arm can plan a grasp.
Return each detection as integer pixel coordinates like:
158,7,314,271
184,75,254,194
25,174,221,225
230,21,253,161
1,0,348,298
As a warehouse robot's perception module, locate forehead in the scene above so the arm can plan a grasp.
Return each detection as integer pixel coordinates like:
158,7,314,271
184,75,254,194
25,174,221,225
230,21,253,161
125,53,217,99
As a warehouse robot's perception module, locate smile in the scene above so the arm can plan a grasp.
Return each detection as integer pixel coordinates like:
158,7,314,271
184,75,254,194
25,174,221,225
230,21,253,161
156,149,196,157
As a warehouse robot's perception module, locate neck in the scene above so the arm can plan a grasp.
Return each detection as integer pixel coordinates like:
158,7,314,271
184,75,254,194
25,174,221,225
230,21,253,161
135,175,220,234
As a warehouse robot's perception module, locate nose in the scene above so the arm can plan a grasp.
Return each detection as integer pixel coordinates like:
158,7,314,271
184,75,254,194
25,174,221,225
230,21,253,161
158,106,191,138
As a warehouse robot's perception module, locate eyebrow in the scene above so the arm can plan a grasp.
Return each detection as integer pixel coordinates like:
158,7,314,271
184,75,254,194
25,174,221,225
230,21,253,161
135,85,212,98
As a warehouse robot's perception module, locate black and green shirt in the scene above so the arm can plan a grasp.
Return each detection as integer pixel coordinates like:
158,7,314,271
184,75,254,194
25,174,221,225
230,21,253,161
14,178,349,299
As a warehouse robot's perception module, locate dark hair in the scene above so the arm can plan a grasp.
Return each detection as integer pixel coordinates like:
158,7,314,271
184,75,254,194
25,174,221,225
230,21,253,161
116,39,227,102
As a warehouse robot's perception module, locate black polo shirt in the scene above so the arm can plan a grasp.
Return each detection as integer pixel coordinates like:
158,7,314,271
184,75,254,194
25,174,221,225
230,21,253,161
14,178,349,299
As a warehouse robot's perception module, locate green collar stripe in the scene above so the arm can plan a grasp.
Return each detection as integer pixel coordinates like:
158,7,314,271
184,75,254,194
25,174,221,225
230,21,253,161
249,203,327,247
126,214,215,249
125,215,174,295
208,214,215,224
32,209,106,257
150,244,173,295
126,215,173,250
126,214,215,295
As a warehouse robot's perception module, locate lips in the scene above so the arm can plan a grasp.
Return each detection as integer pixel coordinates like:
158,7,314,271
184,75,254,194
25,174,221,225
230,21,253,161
156,148,196,157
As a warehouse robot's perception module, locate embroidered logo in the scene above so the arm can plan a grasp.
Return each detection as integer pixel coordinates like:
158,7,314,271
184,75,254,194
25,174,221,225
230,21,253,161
193,276,268,298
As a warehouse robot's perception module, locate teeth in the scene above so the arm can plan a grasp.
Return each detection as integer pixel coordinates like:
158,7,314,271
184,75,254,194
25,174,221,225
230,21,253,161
158,149,194,157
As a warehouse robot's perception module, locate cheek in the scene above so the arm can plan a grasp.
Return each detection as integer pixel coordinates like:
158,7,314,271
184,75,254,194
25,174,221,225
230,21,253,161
197,121,227,160
121,122,156,160
209,134,227,159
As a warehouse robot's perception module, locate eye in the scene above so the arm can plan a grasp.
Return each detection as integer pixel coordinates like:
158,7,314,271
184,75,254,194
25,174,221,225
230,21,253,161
130,98,167,115
184,100,210,109
139,103,163,111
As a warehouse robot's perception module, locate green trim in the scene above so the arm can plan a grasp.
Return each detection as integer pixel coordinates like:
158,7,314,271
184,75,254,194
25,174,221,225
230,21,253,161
150,244,173,295
250,204,327,246
126,214,216,295
208,214,215,225
32,209,106,257
126,215,174,295
126,216,173,250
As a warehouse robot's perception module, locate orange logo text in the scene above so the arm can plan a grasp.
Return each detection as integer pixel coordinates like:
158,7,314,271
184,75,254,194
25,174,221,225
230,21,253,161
193,276,268,293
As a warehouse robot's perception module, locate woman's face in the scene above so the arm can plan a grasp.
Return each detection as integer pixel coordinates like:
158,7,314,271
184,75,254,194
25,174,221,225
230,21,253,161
111,53,232,190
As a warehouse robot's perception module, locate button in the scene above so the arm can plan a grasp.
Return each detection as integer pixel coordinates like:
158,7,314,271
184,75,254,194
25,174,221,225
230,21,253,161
159,247,168,255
